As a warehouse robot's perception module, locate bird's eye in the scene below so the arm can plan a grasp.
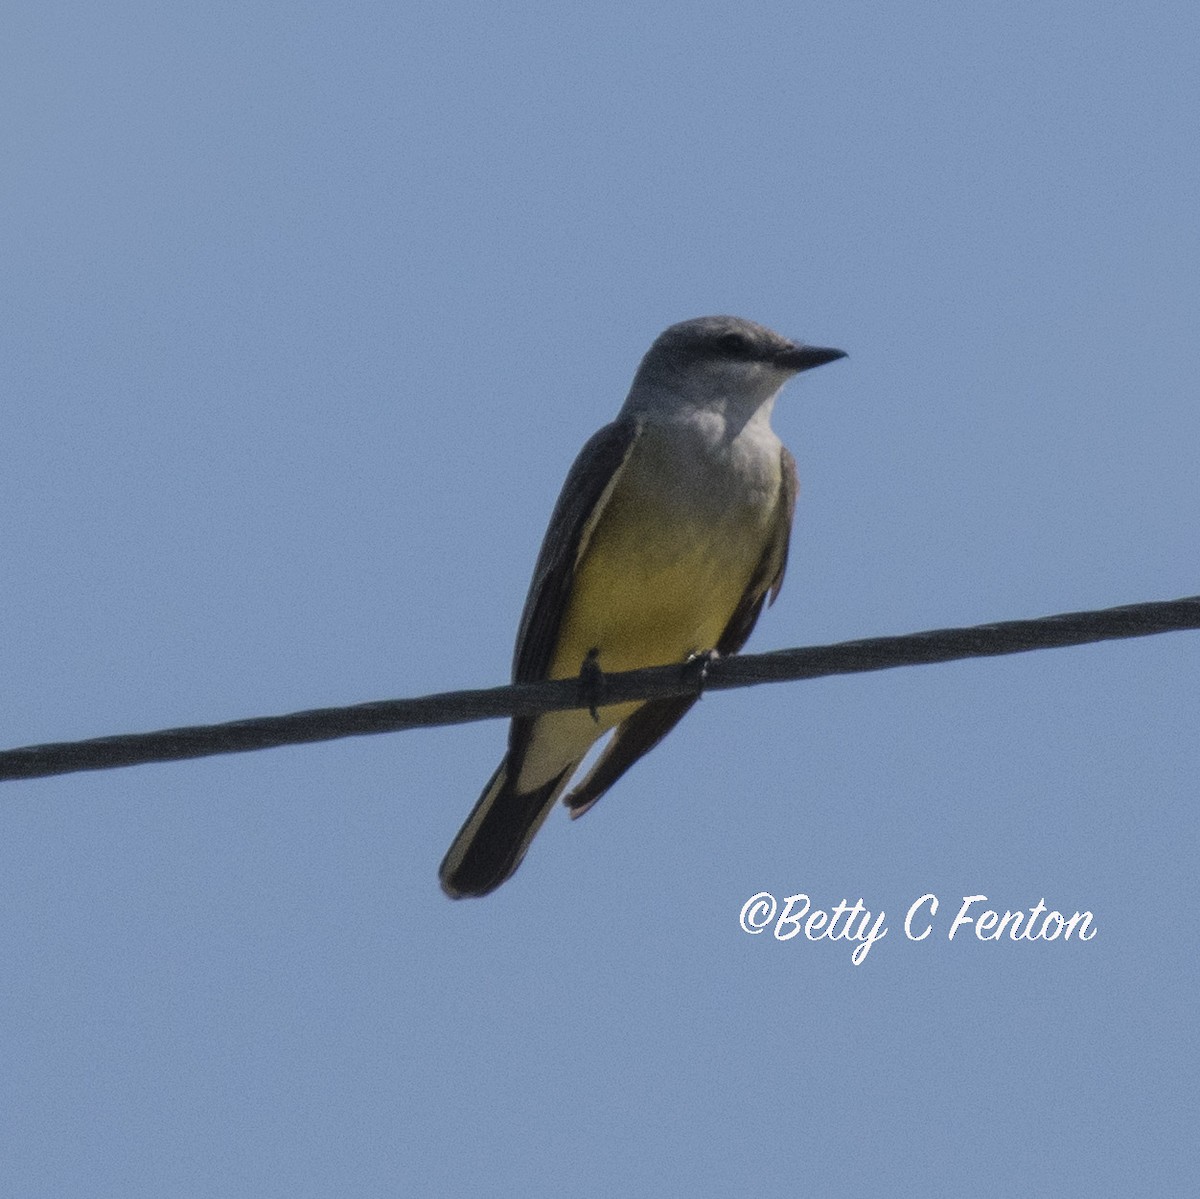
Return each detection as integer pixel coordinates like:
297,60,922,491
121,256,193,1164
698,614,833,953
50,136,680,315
717,331,752,357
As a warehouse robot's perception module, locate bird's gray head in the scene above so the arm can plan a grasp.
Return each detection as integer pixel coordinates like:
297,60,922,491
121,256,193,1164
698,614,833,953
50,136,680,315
625,316,845,419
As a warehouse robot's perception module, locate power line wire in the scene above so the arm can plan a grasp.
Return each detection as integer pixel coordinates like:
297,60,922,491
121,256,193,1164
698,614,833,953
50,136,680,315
2,595,1197,783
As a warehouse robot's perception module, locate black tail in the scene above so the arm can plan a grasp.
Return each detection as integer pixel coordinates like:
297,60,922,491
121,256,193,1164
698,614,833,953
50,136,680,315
439,757,572,898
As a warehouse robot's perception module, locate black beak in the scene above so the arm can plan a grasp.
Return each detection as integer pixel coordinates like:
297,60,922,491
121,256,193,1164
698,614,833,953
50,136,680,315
780,344,847,373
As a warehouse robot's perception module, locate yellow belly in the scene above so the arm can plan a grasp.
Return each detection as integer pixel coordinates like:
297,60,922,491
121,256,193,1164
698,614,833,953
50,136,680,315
518,515,762,790
550,439,772,694
551,526,754,681
516,421,780,791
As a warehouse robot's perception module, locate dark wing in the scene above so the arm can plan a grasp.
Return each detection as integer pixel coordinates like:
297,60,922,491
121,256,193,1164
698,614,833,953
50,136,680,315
563,694,699,817
440,418,641,893
512,416,642,684
564,444,798,817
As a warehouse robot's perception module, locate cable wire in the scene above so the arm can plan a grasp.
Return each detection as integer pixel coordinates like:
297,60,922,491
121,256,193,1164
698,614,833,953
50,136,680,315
2,595,1197,782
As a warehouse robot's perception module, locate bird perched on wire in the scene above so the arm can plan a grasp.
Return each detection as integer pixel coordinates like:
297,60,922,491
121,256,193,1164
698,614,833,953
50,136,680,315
440,315,845,898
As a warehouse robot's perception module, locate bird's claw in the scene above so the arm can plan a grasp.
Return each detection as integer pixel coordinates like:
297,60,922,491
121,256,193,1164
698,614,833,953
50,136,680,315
684,649,720,696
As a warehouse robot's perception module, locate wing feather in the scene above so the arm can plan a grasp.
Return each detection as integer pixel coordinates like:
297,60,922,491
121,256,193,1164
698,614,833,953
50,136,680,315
512,417,642,685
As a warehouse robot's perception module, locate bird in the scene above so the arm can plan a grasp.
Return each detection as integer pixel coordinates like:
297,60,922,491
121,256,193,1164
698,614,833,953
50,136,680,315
439,315,845,897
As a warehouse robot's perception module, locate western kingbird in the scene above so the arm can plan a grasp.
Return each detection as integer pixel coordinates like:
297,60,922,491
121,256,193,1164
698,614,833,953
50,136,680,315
440,315,845,898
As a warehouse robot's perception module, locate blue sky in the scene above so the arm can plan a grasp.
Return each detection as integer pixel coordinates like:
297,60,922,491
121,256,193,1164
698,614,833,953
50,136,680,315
3,2,1198,1194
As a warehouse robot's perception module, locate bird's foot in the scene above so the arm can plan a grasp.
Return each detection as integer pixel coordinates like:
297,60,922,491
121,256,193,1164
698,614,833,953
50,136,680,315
683,649,720,696
578,648,604,722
